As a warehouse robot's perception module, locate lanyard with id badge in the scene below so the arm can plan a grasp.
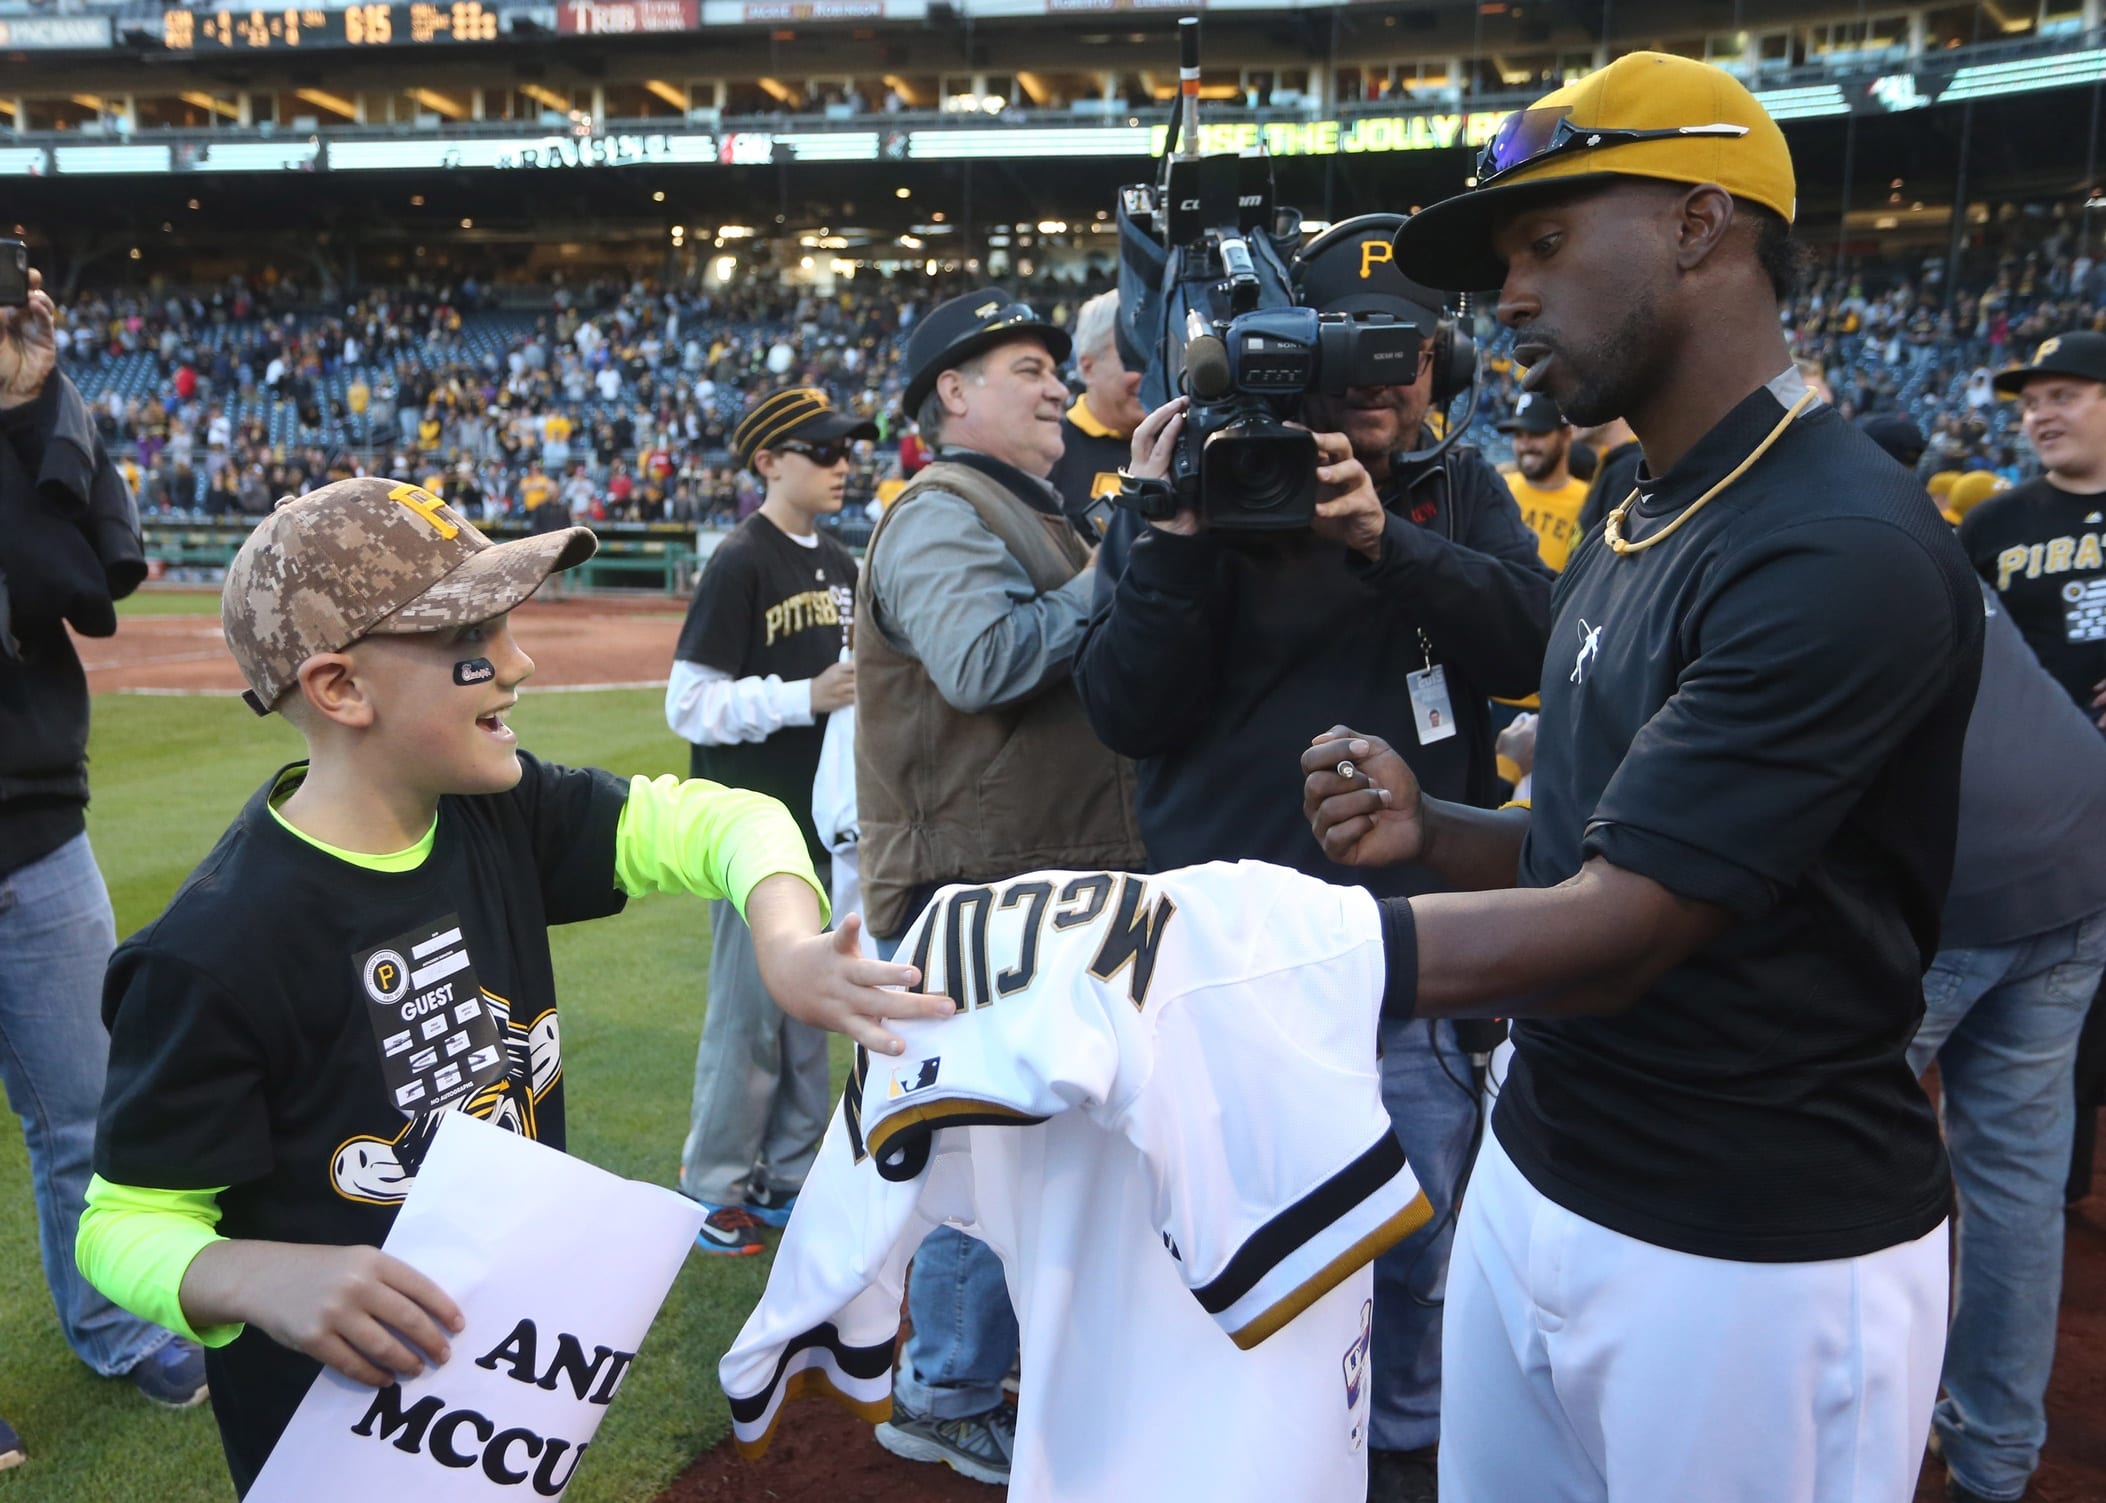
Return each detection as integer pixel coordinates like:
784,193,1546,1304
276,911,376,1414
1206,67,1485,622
1408,628,1456,745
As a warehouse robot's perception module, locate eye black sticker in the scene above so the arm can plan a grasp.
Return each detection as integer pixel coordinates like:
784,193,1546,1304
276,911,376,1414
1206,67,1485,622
454,657,495,686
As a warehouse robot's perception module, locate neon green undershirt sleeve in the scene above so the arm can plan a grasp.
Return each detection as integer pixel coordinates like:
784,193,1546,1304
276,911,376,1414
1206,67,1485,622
614,774,828,924
77,1176,242,1348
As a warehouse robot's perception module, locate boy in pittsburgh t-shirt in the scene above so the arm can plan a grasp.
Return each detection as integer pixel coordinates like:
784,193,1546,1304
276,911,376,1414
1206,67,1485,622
76,477,950,1496
666,387,870,1253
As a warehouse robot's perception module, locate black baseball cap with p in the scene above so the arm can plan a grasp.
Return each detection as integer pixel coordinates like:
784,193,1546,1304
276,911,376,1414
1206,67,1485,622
221,476,596,715
1496,391,1567,434
1992,330,2106,396
1394,52,1797,293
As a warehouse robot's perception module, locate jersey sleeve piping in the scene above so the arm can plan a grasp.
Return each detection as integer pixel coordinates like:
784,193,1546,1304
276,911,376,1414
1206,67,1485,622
726,1320,897,1460
1192,1131,1432,1349
865,1096,1051,1182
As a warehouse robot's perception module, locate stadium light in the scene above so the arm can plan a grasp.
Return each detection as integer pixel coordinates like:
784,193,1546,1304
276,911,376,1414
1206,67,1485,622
896,187,911,198
653,190,666,201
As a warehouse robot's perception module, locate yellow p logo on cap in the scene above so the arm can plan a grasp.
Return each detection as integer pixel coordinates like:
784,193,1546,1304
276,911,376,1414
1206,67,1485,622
1359,240,1394,280
387,482,460,541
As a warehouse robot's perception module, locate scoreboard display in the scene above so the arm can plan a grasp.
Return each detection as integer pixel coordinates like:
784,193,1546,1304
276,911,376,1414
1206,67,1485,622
160,3,500,49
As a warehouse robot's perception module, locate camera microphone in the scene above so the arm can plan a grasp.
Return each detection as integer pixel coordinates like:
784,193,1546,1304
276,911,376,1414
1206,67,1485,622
1185,334,1234,402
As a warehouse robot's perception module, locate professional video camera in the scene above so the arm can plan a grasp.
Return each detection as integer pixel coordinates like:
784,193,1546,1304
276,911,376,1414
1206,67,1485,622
1112,18,1425,531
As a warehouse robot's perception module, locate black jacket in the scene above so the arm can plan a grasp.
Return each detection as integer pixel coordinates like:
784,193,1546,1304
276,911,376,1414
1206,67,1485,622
0,371,146,877
1075,444,1554,898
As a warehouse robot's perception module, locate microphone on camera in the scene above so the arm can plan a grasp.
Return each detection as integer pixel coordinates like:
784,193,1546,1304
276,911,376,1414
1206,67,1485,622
1184,334,1233,402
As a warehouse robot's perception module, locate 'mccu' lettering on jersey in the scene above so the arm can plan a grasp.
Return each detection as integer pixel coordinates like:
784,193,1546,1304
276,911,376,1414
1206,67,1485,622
905,872,1179,1014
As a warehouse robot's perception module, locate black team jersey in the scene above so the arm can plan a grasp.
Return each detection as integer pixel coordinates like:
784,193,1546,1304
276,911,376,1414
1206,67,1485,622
1502,381,1983,1263
96,755,629,1492
1957,476,2106,715
673,512,857,865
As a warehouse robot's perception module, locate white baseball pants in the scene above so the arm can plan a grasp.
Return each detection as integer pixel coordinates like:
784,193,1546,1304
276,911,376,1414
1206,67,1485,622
1441,1130,1947,1503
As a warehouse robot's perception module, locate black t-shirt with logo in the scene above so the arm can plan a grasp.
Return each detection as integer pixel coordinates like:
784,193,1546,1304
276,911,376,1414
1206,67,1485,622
673,513,856,865
1500,384,1983,1263
96,754,628,1493
1957,476,2106,714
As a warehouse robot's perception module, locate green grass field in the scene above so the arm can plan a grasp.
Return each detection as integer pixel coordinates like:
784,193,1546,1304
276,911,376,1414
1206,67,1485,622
113,590,224,617
0,688,830,1500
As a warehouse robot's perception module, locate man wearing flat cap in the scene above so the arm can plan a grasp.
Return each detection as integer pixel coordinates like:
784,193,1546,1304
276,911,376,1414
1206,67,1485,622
1077,212,1551,1503
668,385,874,1256
856,290,1145,1485
1300,52,1982,1502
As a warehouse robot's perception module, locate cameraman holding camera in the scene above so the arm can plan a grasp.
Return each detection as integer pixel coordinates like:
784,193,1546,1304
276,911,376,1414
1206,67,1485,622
1074,216,1553,1503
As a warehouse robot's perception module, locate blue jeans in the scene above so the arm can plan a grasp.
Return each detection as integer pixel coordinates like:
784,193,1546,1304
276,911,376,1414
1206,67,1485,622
0,834,175,1377
872,926,1021,1420
1370,1016,1482,1453
1907,908,2106,1502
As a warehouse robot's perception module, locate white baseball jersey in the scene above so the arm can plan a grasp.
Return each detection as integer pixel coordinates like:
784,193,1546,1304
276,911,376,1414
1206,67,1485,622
719,860,1430,1503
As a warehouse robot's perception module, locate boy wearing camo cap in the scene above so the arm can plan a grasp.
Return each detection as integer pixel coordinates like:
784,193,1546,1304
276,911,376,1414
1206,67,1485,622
75,476,950,1495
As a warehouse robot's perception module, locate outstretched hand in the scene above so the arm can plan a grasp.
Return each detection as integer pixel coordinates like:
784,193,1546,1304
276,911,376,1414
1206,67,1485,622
1301,726,1427,868
757,911,956,1055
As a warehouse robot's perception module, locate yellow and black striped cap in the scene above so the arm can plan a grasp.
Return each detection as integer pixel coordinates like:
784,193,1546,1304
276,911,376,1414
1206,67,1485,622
731,386,879,470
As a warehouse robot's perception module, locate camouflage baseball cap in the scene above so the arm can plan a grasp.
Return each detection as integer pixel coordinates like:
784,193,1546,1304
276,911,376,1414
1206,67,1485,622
221,476,596,714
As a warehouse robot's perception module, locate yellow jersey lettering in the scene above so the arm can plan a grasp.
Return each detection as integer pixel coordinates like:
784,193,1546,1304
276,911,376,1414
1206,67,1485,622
1995,545,2028,592
2076,533,2104,571
2028,543,2045,579
387,482,461,540
2046,536,2077,573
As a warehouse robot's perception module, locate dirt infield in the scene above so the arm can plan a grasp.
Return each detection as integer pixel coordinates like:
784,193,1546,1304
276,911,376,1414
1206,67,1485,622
84,592,683,695
662,1139,2106,1503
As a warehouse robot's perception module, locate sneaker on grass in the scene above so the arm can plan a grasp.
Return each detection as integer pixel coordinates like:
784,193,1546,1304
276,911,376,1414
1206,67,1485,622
693,1204,766,1257
742,1184,798,1228
0,1414,22,1471
874,1397,1015,1486
131,1338,210,1408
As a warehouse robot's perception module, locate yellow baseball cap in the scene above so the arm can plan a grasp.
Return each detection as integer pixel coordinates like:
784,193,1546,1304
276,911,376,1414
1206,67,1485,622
1945,470,2010,522
1394,51,1797,292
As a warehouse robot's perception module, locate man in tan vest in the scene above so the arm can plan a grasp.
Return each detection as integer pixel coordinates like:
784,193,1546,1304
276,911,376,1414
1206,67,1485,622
856,288,1145,1484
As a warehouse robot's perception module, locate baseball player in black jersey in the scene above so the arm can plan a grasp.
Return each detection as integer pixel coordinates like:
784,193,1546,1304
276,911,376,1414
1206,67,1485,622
1305,53,1982,1503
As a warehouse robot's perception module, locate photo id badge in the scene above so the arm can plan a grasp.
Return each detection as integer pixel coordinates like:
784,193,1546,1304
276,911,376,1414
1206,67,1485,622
356,916,508,1119
1408,665,1458,745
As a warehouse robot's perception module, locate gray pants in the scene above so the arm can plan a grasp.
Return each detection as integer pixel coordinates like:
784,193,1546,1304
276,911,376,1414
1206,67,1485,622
680,898,831,1205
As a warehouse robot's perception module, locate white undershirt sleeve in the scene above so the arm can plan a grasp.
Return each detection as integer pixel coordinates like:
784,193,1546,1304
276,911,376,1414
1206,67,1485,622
665,659,817,747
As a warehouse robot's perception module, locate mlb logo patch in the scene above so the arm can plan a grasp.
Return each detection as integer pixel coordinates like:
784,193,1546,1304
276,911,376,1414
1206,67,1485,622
888,1057,941,1099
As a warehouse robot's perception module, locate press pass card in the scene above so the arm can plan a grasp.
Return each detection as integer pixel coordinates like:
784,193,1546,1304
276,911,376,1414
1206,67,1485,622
1408,665,1458,745
358,916,508,1118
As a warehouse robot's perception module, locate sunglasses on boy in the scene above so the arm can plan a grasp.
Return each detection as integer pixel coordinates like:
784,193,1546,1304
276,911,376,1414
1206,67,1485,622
772,438,854,466
1475,108,1750,190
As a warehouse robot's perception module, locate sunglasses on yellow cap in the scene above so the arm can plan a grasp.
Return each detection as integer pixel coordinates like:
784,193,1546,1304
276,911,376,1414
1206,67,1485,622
1477,107,1750,190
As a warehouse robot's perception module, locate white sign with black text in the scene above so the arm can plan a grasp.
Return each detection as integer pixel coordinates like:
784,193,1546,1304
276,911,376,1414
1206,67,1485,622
248,1113,706,1501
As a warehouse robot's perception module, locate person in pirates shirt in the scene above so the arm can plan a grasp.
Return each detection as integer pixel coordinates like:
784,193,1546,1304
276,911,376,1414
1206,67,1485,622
1966,332,2106,1222
1046,289,1144,537
1964,330,2106,727
1075,215,1553,1502
1304,54,1982,1501
78,478,947,1498
1573,414,1642,535
664,387,869,1253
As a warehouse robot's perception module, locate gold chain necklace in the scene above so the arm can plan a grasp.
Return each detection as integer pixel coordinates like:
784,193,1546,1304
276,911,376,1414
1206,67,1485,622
1604,391,1816,556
